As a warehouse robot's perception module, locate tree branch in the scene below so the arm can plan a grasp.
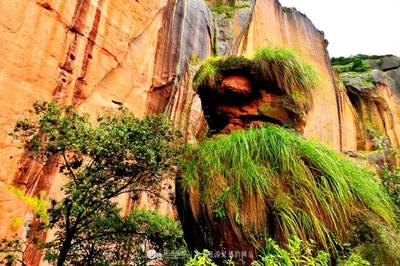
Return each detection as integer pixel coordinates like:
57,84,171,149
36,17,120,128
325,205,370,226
62,152,78,185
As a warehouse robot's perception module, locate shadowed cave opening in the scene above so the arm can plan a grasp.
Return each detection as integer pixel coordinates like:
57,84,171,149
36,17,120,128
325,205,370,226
198,72,287,134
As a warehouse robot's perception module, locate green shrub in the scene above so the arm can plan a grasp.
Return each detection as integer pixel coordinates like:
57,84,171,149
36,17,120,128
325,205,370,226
351,58,368,72
211,3,250,18
337,253,370,266
331,55,373,73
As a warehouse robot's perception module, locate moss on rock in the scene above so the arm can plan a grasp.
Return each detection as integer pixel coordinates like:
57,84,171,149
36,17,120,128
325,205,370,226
339,72,375,90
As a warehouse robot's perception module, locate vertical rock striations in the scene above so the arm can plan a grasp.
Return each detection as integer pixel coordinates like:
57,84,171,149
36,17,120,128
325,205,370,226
235,2,342,150
147,0,213,142
333,55,400,155
0,0,213,261
0,0,399,264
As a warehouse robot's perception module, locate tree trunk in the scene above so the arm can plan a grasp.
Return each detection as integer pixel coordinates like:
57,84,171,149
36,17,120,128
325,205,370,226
56,233,73,266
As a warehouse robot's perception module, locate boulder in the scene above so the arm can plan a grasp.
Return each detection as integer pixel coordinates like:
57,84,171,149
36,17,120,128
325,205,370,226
380,56,400,71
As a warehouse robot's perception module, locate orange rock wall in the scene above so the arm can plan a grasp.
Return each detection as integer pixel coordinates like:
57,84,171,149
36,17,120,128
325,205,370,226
236,0,345,150
347,83,400,151
0,0,213,243
1,0,400,264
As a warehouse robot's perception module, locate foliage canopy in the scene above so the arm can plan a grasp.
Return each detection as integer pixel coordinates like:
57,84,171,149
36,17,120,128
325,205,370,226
2,102,186,265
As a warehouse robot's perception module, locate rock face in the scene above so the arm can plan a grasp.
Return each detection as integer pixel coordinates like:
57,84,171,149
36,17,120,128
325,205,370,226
0,0,213,261
234,3,343,151
333,55,400,153
0,0,399,265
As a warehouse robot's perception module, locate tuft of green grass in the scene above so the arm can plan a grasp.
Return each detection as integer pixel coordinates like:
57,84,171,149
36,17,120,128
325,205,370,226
253,46,319,113
192,56,223,91
180,126,398,251
192,56,252,92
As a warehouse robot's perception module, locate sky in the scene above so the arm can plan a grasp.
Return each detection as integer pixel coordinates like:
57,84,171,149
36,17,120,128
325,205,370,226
278,0,400,58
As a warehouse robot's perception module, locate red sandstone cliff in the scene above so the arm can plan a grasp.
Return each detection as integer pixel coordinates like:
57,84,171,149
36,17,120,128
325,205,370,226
0,0,399,265
0,1,213,258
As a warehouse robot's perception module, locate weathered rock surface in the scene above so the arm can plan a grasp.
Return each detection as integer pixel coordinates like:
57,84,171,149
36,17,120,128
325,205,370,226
0,0,213,261
0,0,400,264
368,55,400,91
337,56,400,152
346,82,400,151
379,56,400,71
233,2,344,151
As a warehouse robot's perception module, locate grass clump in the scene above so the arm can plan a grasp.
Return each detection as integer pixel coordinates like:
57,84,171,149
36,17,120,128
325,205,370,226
192,56,224,91
253,47,319,112
193,55,252,91
180,126,398,252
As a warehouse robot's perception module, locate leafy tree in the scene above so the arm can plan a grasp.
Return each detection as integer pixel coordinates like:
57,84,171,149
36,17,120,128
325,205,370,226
3,102,185,265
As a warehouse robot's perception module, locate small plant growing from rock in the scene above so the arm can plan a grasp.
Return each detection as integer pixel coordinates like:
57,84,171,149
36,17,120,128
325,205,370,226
210,1,250,19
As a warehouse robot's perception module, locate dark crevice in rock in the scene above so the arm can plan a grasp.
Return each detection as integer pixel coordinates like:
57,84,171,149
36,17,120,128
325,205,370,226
199,72,298,134
382,66,400,72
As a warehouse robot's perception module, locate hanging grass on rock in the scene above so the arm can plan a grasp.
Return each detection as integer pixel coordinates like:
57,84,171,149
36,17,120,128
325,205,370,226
253,47,319,112
192,46,319,115
179,126,398,252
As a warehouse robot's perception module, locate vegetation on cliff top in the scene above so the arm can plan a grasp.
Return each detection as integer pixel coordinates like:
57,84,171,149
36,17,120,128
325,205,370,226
181,126,398,252
331,55,379,90
331,54,389,68
253,47,318,112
